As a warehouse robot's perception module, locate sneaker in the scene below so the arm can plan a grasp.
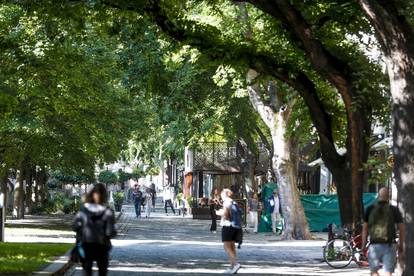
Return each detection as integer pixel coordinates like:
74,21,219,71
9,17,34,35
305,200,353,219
230,263,241,274
223,268,233,274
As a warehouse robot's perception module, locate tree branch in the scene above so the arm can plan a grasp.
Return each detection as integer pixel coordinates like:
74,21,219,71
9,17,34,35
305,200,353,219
239,0,354,107
357,0,414,57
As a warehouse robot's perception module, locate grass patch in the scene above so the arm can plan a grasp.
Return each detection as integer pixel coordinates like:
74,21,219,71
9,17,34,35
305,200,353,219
0,242,72,274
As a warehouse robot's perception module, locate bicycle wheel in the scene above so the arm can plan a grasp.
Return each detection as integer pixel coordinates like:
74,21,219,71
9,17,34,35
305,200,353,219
323,238,353,268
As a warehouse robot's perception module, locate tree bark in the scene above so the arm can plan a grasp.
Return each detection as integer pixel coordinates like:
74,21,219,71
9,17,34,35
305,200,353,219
247,70,311,239
357,1,414,273
13,164,25,219
271,105,311,240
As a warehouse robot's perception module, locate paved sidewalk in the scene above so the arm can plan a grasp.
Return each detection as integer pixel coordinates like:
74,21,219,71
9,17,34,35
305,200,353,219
65,204,372,276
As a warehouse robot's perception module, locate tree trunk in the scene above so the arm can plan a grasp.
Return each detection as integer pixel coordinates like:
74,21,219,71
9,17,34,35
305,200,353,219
247,70,311,239
25,166,34,214
13,165,25,219
357,2,414,273
382,39,414,276
271,108,312,240
293,73,370,230
35,168,47,204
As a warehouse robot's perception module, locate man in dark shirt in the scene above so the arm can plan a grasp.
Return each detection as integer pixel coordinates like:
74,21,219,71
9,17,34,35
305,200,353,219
362,188,405,276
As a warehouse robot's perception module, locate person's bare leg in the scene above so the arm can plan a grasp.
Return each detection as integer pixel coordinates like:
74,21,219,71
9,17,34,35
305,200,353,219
223,241,236,266
383,272,392,276
371,271,380,276
231,242,237,264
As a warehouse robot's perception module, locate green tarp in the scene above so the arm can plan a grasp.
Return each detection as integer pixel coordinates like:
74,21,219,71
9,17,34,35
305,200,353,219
300,193,378,232
257,187,377,232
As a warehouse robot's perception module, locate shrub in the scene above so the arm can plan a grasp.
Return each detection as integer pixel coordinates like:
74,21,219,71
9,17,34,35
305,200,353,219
113,191,124,206
42,192,80,214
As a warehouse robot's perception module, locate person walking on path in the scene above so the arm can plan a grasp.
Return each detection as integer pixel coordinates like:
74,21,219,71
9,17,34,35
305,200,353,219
269,189,281,234
248,193,259,233
216,189,242,274
132,184,143,218
73,183,117,276
362,187,405,276
150,183,157,211
144,188,153,218
209,188,222,233
163,186,176,215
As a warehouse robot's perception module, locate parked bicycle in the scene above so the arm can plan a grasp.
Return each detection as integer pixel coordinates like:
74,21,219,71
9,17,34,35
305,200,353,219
323,227,369,269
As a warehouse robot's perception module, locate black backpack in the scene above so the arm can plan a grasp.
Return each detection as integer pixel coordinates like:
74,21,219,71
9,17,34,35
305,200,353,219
368,203,396,243
134,190,143,202
230,201,243,229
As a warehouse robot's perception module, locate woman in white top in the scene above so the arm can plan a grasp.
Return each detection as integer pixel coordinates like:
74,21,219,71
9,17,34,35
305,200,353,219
216,189,241,274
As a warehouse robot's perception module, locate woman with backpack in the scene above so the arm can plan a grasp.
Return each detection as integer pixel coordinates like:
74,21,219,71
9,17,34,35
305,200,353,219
73,183,117,276
216,188,242,274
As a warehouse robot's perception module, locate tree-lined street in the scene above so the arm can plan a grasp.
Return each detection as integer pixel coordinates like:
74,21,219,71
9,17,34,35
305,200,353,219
0,1,413,275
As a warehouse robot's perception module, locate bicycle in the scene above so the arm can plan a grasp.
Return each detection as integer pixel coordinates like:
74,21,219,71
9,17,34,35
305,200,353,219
323,228,370,269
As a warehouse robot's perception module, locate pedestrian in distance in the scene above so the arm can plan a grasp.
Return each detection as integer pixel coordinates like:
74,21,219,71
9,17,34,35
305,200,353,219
362,187,405,276
164,186,176,215
145,188,153,218
216,188,242,274
248,193,259,233
150,183,157,211
132,184,143,218
73,183,117,276
209,188,222,233
269,189,281,234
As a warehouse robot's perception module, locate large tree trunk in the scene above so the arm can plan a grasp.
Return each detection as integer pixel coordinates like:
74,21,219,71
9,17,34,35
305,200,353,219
357,2,414,273
247,70,311,239
391,72,414,276
271,105,312,240
293,73,370,230
13,165,25,219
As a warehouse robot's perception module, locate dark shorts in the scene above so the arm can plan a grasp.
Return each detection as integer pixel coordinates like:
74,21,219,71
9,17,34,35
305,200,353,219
222,226,243,243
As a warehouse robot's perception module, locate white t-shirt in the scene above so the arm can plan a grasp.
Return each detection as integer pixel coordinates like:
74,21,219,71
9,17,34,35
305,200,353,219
220,199,232,227
163,188,171,201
